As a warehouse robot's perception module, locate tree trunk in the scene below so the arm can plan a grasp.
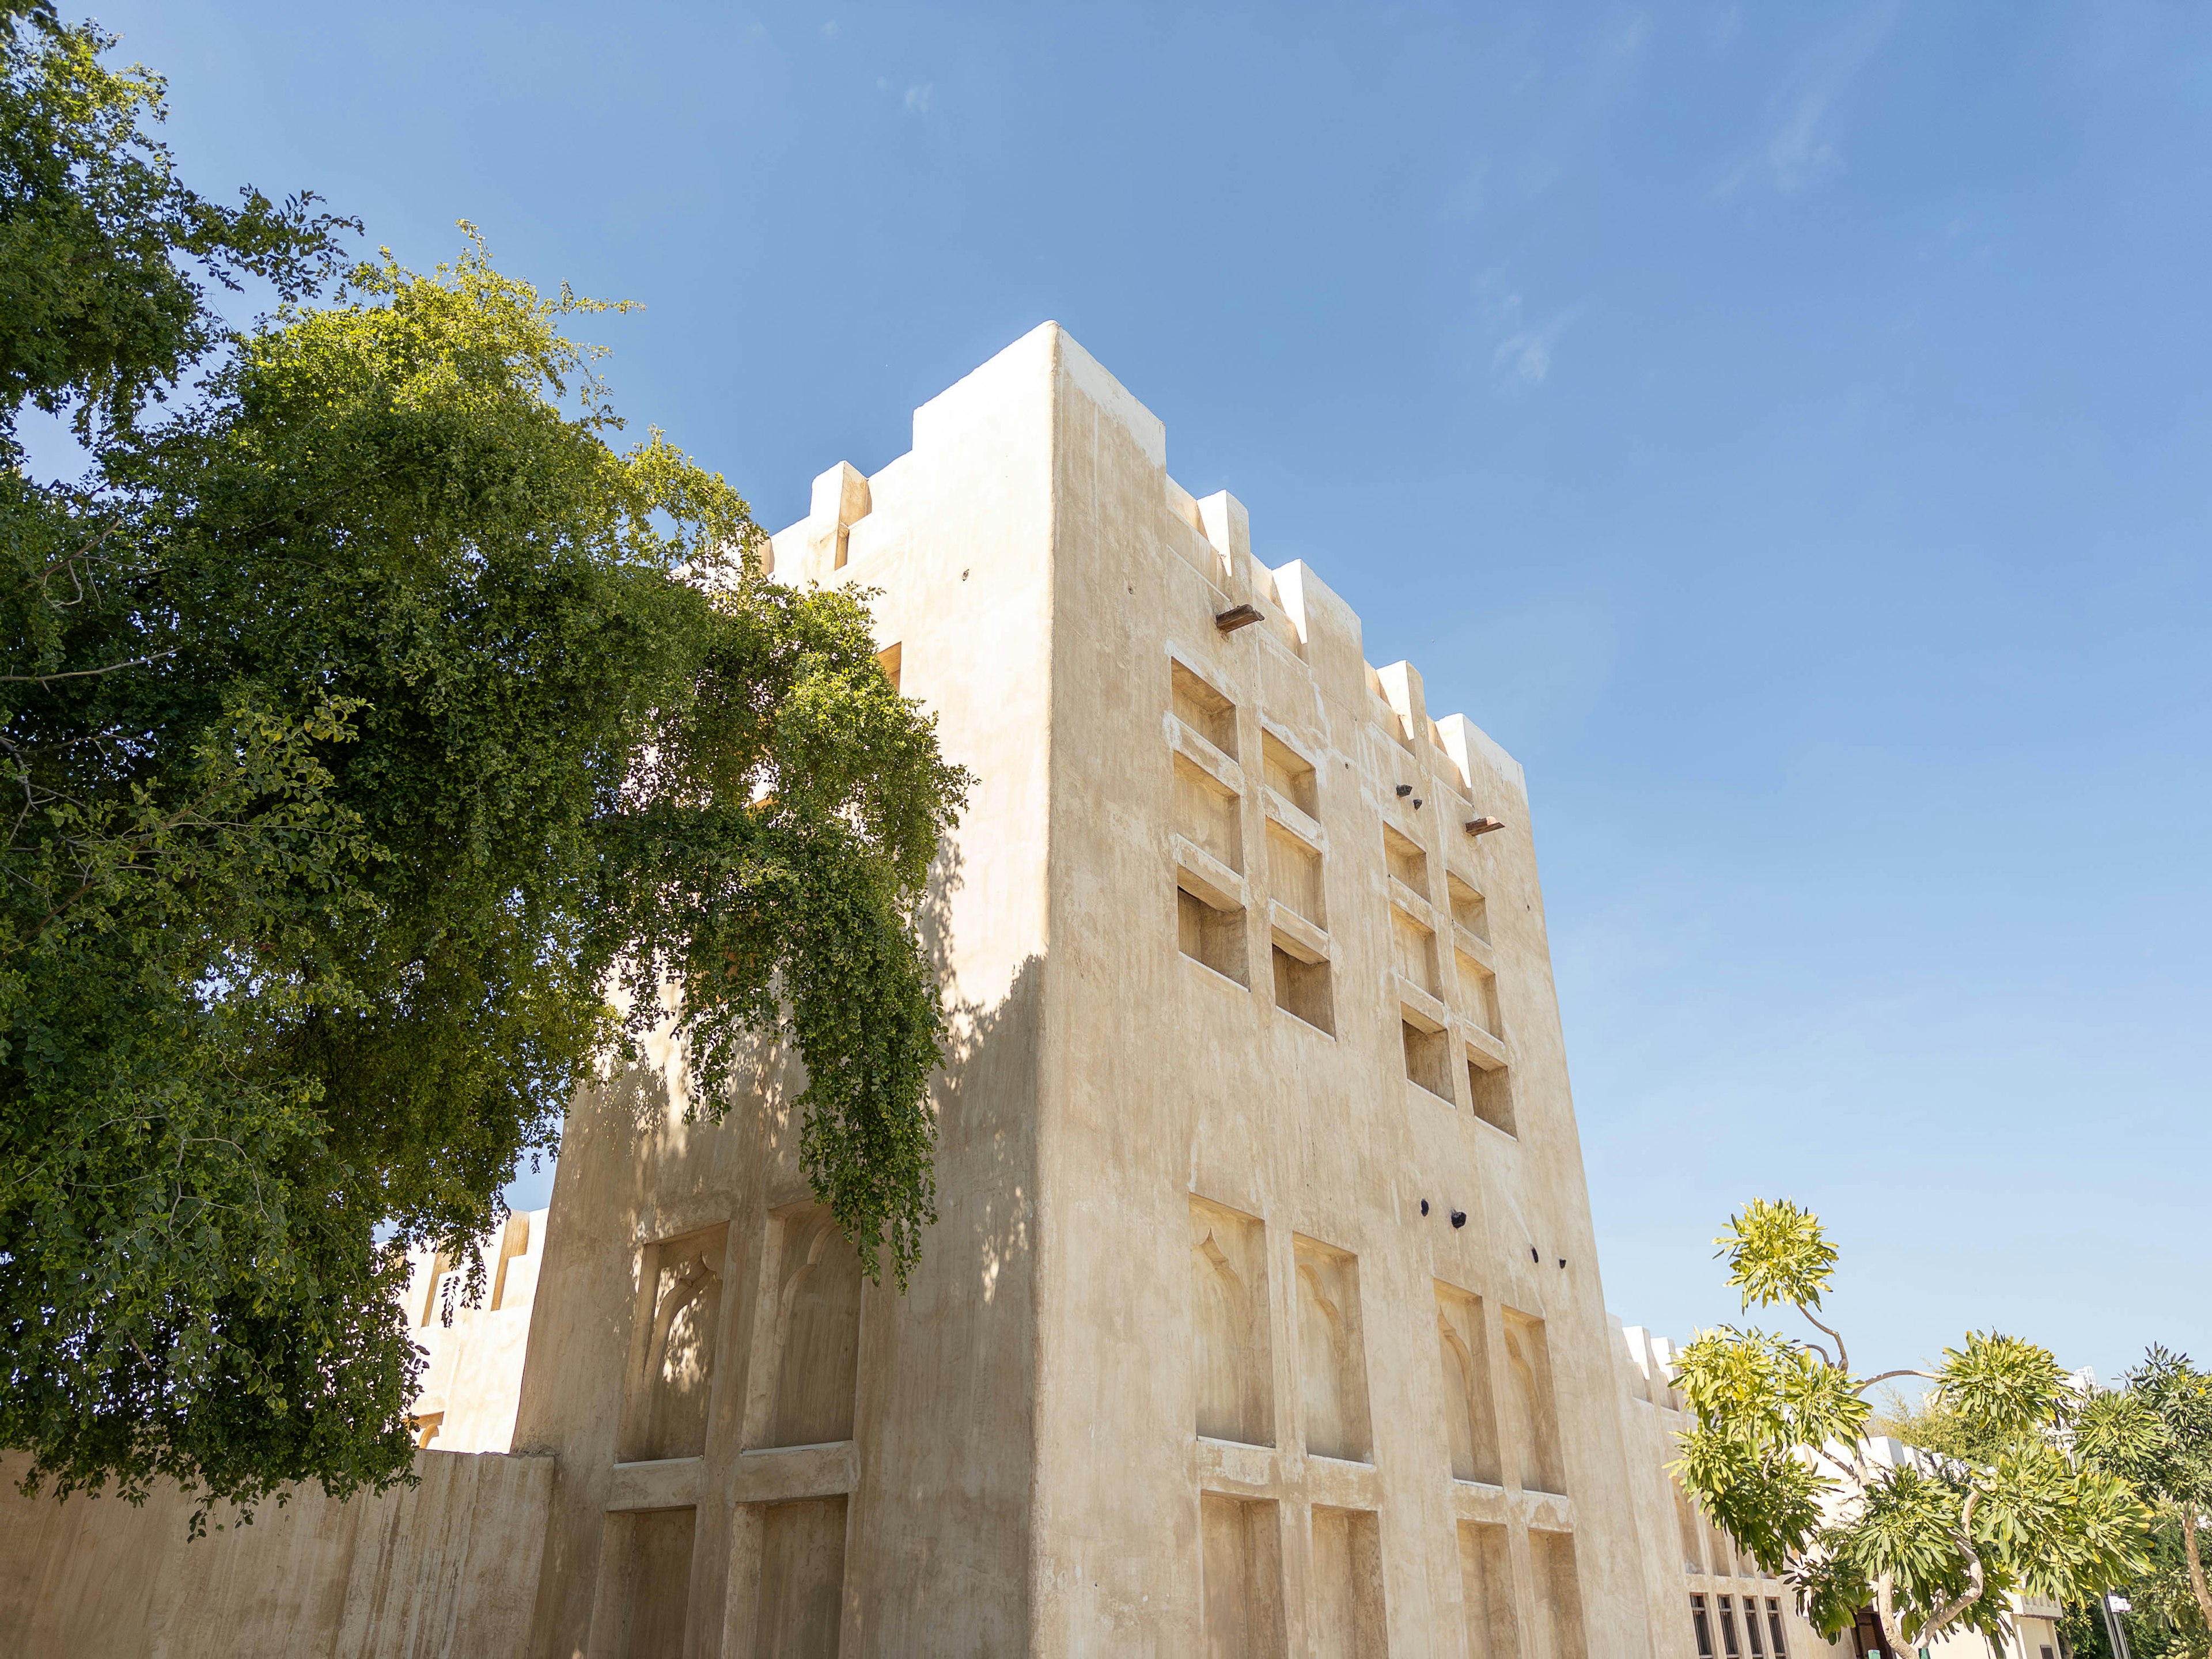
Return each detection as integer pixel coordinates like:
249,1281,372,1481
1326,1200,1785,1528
2183,1507,2212,1638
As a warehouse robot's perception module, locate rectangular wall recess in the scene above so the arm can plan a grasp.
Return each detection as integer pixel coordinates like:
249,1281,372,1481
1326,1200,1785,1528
1173,660,1238,756
1403,1018,1456,1103
1180,886,1251,986
1465,1053,1515,1135
597,1506,698,1659
618,1226,729,1464
1271,944,1334,1034
1293,1236,1370,1463
1309,1508,1385,1659
1200,1494,1285,1659
1435,1284,1502,1486
1458,1521,1519,1659
1501,1309,1567,1497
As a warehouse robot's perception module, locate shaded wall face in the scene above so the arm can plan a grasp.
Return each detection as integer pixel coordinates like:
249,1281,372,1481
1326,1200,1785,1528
511,329,1062,1659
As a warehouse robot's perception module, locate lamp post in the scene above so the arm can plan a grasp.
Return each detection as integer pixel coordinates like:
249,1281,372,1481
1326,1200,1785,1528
2099,1591,2133,1659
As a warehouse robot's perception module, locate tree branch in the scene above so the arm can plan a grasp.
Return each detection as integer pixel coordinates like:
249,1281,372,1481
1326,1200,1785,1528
1796,1302,1850,1374
1,649,176,685
1855,1368,1938,1392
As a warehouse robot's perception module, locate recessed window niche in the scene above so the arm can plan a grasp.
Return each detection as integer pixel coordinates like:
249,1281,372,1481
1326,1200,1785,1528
1459,1521,1520,1659
618,1225,728,1464
762,1208,862,1450
1309,1507,1385,1659
1501,1308,1567,1497
1435,1284,1502,1486
1293,1236,1370,1464
1260,730,1318,817
1172,660,1238,757
1190,1198,1272,1446
1402,1017,1455,1103
1179,886,1250,986
1466,1054,1516,1136
1200,1494,1284,1659
1271,942,1333,1035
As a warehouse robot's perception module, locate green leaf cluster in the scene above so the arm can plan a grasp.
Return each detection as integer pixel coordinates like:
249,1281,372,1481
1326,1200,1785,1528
2,9,968,1520
2075,1348,2212,1646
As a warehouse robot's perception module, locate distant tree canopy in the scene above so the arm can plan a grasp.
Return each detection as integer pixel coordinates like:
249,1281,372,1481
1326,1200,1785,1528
1672,1198,2150,1653
2,1,968,1517
2073,1348,2212,1653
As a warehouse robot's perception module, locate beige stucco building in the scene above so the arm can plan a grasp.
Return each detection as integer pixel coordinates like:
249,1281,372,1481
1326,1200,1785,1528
506,320,1677,1657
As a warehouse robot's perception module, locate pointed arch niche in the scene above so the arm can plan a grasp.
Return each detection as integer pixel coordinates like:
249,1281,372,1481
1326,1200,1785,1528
1435,1282,1502,1486
617,1224,729,1464
1293,1234,1370,1464
1190,1196,1273,1448
755,1206,864,1450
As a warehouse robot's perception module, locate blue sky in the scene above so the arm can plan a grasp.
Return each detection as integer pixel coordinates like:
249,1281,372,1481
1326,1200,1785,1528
53,1,2210,1384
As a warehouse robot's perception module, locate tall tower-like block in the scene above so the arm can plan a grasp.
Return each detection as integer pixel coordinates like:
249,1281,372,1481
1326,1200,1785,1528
515,323,1650,1657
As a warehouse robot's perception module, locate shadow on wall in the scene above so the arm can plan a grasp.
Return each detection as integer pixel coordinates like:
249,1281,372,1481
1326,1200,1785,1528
568,833,1049,1659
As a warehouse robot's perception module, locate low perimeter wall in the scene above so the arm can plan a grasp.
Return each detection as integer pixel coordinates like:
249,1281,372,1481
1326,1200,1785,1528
0,1449,552,1659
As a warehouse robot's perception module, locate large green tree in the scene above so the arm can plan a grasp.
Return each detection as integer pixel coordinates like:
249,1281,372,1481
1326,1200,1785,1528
1672,1198,2151,1652
3,2,967,1518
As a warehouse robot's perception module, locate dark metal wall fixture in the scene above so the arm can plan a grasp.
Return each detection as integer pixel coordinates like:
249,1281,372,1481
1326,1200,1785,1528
1420,1199,1430,1216
1213,604,1263,633
1450,1210,1467,1229
1529,1247,1540,1263
1394,783,1412,797
1558,1258,1567,1270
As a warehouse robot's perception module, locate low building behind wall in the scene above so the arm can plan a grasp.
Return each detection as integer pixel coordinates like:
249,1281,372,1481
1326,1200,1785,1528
400,1206,550,1454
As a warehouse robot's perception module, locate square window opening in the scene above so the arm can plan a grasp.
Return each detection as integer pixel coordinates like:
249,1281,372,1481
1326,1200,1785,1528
1260,730,1319,817
1179,887,1249,986
1172,660,1238,757
1403,1018,1455,1102
1382,824,1429,895
1446,872,1489,942
1271,945,1333,1034
1467,1056,1516,1135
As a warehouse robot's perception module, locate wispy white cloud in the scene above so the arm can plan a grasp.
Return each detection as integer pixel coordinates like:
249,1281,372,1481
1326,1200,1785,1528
1718,1,1898,197
1475,275,1582,385
904,82,933,115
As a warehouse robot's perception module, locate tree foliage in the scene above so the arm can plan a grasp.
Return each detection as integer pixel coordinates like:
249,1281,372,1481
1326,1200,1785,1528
2074,1348,2212,1651
1672,1198,2152,1650
2,6,968,1519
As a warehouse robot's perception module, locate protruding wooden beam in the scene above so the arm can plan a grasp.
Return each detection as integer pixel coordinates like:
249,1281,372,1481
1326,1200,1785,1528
1213,604,1263,634
1464,816,1507,838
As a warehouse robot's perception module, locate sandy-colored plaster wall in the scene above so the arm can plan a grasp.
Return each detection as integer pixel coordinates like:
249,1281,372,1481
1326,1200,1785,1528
0,1449,552,1659
1024,324,1660,1657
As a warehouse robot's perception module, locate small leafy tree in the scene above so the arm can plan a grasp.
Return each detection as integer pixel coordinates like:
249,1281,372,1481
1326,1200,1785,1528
1672,1199,2151,1651
2075,1348,2212,1648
